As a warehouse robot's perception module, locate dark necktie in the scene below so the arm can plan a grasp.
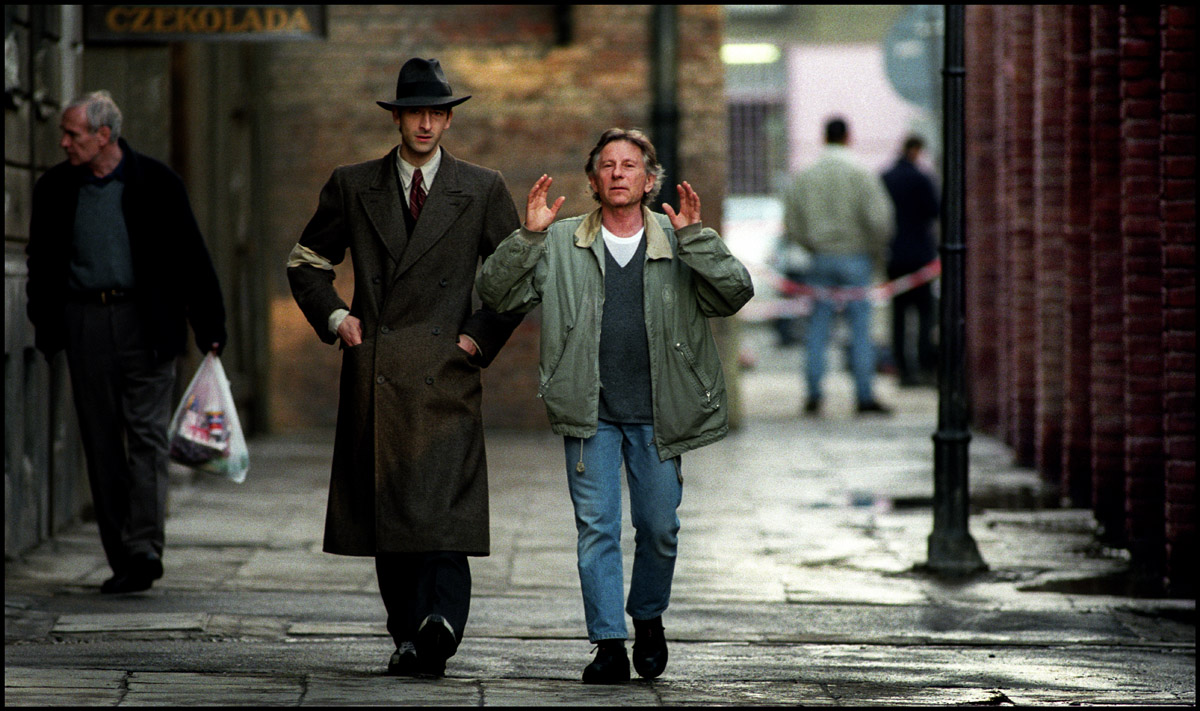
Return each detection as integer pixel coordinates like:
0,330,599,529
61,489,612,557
410,168,426,221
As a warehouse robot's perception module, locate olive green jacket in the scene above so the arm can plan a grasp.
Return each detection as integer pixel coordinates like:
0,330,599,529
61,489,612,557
476,207,754,461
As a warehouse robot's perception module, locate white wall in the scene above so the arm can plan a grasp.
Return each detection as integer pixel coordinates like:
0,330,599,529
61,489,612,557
786,43,924,176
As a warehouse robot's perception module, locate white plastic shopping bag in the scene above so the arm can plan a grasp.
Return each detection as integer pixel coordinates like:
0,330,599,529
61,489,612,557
167,352,249,483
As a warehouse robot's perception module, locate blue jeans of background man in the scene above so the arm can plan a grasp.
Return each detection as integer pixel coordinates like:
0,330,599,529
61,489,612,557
564,421,682,643
805,253,877,405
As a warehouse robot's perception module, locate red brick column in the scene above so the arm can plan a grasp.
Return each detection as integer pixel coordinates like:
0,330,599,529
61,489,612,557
1033,5,1067,486
1061,4,1095,507
965,5,1002,433
1119,4,1165,584
1160,5,1196,596
1002,7,1037,466
1088,5,1127,544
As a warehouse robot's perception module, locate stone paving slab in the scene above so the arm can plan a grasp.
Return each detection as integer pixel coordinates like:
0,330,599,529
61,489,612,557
52,612,209,634
123,671,301,706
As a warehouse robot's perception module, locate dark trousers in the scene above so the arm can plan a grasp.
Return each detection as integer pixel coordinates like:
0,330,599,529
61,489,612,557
375,551,471,651
63,301,176,575
888,272,937,382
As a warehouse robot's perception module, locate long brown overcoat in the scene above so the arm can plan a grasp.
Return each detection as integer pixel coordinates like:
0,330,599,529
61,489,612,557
288,147,520,557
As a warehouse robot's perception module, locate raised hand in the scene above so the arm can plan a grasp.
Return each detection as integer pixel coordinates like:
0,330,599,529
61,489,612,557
526,174,566,232
663,181,701,230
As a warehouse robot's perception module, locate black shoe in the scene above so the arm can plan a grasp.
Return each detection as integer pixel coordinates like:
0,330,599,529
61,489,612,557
856,400,894,416
414,614,456,678
803,397,822,416
129,551,164,581
632,616,668,679
100,573,153,594
583,640,630,684
386,641,419,676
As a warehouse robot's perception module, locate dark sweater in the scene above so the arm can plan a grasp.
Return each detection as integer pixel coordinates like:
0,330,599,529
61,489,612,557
598,238,653,424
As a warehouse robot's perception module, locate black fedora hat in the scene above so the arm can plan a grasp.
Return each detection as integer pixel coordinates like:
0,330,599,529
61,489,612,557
376,57,470,110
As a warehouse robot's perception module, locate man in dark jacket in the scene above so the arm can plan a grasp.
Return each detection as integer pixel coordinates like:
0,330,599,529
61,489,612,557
287,58,522,679
26,90,227,595
881,135,940,386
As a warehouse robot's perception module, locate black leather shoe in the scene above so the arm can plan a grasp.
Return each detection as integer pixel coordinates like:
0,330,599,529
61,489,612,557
129,552,164,581
803,397,822,416
386,641,419,676
414,614,456,678
632,616,668,679
582,640,630,684
100,573,153,594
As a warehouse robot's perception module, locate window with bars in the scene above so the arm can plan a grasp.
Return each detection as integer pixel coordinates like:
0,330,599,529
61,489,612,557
727,100,784,195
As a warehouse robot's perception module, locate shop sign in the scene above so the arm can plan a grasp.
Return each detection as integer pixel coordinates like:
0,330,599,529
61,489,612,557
84,5,326,43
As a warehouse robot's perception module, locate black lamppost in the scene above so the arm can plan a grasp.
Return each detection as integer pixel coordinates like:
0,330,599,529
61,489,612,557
651,4,679,213
926,4,987,575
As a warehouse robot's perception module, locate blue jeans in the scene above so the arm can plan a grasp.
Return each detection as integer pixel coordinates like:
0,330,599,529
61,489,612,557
805,253,877,404
564,421,682,642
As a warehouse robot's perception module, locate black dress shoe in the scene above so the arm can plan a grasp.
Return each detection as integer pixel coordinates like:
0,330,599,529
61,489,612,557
386,641,419,676
100,573,153,594
582,640,630,684
414,614,456,678
129,551,164,581
632,616,668,679
803,397,822,416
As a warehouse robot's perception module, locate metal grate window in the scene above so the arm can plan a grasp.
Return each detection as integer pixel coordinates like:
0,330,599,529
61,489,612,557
728,100,782,195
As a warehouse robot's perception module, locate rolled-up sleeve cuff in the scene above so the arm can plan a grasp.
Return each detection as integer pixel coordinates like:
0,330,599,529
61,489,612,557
328,308,349,339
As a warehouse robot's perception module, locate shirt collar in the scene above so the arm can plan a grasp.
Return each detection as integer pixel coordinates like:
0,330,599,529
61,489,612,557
80,151,127,186
396,146,442,191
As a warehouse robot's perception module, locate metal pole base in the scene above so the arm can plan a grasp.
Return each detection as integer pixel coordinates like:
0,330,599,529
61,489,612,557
926,530,988,576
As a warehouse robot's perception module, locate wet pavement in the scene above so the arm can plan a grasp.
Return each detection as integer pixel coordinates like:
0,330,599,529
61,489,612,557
5,327,1195,706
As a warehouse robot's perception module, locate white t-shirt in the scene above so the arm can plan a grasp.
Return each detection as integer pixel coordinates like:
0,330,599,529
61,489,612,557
600,225,645,268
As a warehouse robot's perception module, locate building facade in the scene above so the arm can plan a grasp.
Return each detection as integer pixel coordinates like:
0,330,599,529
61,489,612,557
5,4,728,556
964,5,1195,595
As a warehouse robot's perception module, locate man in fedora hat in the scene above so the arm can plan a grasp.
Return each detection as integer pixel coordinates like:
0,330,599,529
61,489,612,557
287,57,522,678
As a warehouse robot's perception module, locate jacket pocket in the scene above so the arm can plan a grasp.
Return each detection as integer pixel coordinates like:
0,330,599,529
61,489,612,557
673,340,716,408
538,323,574,398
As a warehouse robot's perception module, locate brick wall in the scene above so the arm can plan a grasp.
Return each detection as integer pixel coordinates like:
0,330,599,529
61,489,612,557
1061,4,1094,507
1088,5,1126,544
964,5,1196,595
258,5,726,432
1119,3,1166,587
964,5,1000,432
1159,5,1196,597
1032,5,1066,483
1002,7,1038,467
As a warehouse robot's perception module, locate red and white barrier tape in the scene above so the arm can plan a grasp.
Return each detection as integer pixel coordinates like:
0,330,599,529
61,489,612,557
738,259,941,321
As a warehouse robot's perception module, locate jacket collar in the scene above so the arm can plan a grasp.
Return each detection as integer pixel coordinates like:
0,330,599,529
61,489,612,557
573,206,673,260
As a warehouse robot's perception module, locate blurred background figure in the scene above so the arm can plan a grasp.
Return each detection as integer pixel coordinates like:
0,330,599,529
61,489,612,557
881,134,940,387
782,116,894,417
25,90,227,595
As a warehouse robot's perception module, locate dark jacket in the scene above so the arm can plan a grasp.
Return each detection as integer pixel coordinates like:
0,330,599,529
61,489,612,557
881,158,940,273
26,138,227,361
287,147,521,557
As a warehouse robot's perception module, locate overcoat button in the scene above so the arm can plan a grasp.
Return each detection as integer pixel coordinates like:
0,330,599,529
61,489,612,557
376,376,386,384
380,326,391,334
439,278,449,287
432,327,441,335
372,276,380,284
425,377,434,385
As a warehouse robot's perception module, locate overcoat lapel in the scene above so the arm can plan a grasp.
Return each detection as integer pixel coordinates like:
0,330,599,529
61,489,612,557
392,151,472,282
358,148,408,265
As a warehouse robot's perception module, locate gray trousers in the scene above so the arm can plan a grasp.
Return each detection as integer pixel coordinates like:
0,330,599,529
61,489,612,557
64,301,176,574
